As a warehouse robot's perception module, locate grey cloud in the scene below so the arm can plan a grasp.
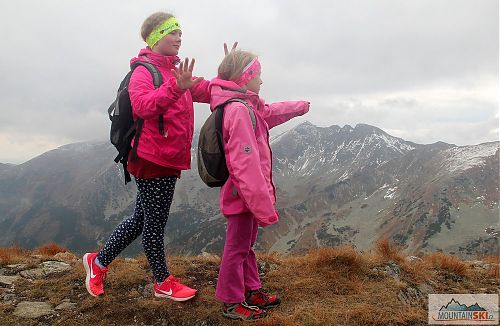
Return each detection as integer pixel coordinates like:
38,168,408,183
0,0,498,163
263,1,498,98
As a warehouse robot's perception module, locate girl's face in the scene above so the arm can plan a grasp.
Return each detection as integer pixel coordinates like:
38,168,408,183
153,30,182,56
245,73,262,94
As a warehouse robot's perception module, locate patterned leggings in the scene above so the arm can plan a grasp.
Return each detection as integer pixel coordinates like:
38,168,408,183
96,176,177,283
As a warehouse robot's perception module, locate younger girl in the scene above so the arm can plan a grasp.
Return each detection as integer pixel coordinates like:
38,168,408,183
83,12,232,301
209,50,309,320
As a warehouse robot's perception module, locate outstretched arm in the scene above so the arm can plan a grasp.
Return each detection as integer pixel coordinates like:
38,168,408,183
259,100,310,129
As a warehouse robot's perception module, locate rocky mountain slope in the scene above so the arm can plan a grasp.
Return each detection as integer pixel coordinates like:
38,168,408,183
0,122,498,257
264,123,499,257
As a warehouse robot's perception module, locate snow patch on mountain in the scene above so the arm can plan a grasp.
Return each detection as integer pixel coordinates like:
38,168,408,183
371,133,416,154
442,142,499,173
384,187,398,199
271,122,419,180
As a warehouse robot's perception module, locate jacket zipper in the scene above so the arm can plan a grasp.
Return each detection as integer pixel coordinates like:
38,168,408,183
265,128,277,202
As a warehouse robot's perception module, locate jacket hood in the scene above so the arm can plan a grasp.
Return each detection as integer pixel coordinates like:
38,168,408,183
130,48,180,68
209,77,263,112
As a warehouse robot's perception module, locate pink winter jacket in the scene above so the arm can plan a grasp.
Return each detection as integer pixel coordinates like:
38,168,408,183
128,48,210,170
209,78,309,226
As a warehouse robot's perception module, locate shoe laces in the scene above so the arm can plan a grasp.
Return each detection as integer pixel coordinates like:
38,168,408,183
164,276,182,289
92,267,107,284
225,301,260,312
241,301,261,312
249,289,271,304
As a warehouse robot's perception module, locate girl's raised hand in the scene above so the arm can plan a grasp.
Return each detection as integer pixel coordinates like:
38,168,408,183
172,57,203,90
224,42,238,56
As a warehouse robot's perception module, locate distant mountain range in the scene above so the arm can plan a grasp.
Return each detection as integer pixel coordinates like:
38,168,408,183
0,122,498,257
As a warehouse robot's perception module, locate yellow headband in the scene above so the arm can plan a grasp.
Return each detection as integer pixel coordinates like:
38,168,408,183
146,17,181,49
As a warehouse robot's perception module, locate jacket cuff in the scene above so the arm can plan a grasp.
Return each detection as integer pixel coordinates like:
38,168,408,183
156,77,186,107
257,211,279,227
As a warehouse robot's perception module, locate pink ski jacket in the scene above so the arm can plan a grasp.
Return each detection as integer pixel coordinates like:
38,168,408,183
128,48,210,170
209,78,309,226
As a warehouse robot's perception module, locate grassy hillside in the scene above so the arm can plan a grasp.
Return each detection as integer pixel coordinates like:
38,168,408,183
0,242,498,325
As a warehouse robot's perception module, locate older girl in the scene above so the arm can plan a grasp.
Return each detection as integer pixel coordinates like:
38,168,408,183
84,11,234,302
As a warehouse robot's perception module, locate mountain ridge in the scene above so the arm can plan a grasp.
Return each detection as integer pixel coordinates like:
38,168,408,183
0,122,498,257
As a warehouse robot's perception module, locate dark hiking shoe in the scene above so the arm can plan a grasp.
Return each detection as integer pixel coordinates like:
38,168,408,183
223,301,267,321
245,288,281,309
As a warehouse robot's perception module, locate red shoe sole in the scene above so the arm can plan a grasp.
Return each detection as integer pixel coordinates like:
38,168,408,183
154,292,196,301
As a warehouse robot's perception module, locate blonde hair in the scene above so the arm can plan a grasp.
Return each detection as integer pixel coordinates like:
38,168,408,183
218,50,258,82
141,12,174,42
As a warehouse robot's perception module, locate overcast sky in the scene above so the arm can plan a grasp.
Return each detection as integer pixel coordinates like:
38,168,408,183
0,0,498,164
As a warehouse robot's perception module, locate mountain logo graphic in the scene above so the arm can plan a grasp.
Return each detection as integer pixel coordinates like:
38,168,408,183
439,298,487,312
430,296,497,323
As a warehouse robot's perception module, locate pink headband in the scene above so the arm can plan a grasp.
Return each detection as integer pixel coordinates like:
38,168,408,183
234,58,261,86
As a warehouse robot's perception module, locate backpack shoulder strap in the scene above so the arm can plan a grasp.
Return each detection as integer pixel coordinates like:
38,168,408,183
130,61,163,87
218,98,256,130
213,99,256,159
129,61,165,138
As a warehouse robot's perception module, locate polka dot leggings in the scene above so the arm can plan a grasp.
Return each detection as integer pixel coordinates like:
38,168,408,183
96,176,176,283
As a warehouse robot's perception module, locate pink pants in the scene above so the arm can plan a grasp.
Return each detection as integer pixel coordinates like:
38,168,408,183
215,212,262,303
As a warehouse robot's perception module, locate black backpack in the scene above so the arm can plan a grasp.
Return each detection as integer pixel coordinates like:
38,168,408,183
108,61,163,184
197,99,256,187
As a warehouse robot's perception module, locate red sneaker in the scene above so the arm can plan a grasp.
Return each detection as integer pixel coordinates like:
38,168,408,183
154,275,197,301
223,301,267,321
83,252,108,297
245,289,281,309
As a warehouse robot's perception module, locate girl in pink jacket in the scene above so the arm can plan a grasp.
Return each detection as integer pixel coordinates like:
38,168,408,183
210,50,309,320
83,12,234,302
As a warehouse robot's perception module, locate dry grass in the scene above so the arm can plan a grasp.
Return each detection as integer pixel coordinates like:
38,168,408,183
33,242,68,256
307,245,365,272
398,258,432,283
487,264,500,279
481,255,500,279
1,244,499,326
370,239,433,282
424,252,470,277
483,255,500,264
107,258,150,290
374,238,405,263
0,246,29,264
